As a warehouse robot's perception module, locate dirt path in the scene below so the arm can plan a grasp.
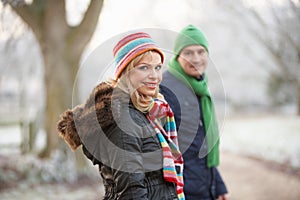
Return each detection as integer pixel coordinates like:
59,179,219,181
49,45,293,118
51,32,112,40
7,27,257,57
219,151,300,200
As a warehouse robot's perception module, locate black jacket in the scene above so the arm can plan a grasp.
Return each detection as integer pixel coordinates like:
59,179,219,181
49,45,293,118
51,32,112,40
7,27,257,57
57,82,178,200
160,71,228,200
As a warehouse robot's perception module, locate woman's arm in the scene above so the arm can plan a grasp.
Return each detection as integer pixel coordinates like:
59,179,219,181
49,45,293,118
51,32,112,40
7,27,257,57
108,124,149,199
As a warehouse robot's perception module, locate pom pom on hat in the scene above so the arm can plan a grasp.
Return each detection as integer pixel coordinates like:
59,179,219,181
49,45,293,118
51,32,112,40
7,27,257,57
174,24,209,56
113,32,164,80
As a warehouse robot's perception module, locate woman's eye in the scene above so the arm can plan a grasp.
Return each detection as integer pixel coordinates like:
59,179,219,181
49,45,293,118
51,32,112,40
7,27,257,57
137,65,148,70
155,65,162,71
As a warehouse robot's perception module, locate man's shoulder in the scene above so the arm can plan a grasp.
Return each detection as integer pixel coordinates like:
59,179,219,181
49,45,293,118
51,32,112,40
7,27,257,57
161,70,196,99
162,70,178,84
162,70,171,79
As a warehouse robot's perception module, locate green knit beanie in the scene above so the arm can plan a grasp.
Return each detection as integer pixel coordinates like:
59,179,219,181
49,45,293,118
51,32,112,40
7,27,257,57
174,24,209,55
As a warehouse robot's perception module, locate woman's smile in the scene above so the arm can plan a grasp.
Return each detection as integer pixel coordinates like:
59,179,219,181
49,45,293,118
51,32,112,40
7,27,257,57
129,52,163,97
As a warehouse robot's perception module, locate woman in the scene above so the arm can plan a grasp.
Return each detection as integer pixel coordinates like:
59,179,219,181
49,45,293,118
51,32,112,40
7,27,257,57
57,32,184,200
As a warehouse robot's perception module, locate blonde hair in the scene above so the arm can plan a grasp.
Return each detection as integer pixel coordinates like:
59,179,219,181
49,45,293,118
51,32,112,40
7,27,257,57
111,51,164,113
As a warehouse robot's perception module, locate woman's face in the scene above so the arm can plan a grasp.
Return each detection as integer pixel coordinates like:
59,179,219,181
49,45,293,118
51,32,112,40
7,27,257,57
177,45,208,79
129,51,163,97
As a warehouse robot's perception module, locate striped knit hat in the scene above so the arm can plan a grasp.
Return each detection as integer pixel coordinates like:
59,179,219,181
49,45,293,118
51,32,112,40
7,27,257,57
113,32,164,79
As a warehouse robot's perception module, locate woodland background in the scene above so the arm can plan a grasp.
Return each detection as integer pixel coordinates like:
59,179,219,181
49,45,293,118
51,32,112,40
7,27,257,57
0,0,299,199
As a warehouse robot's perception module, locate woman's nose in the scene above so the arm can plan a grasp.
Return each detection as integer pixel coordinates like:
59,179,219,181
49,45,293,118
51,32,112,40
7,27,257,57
148,68,158,78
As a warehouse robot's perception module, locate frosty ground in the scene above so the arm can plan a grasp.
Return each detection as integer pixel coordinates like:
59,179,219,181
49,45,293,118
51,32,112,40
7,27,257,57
0,115,300,200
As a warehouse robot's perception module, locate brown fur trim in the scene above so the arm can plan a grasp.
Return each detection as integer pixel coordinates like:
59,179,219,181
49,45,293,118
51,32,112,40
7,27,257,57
57,106,82,150
57,82,115,150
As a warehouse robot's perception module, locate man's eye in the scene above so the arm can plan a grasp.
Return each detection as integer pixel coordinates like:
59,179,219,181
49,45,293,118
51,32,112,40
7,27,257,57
183,51,192,55
198,50,206,55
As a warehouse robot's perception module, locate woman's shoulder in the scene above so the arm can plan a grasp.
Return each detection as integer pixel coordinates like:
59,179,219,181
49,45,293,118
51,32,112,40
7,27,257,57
57,82,115,150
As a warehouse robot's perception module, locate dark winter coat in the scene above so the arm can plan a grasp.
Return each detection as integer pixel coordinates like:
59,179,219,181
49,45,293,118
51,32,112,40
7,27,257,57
160,71,228,200
57,82,178,200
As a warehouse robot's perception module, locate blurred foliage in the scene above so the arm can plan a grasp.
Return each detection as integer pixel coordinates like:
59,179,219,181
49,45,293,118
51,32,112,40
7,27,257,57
267,72,297,105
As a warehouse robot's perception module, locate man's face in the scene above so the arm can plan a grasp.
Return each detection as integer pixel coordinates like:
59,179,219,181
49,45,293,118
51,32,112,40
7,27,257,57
177,45,208,79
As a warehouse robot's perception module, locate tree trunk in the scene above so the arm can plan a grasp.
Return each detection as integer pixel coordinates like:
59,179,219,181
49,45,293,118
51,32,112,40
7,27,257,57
31,0,68,157
39,51,75,157
5,0,103,158
298,84,300,116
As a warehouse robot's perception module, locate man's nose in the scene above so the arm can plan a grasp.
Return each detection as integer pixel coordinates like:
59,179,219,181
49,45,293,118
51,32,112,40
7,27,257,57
191,53,201,63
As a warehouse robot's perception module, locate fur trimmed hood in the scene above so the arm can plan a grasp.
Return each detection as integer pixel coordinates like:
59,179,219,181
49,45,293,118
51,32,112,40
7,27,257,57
57,82,115,150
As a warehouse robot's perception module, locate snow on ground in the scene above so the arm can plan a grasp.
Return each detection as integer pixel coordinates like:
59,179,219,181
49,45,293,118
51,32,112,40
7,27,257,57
0,125,21,145
2,115,299,167
0,177,103,200
220,115,300,168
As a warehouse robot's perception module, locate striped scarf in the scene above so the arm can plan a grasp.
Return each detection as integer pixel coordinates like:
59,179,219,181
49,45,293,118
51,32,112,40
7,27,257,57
147,99,185,200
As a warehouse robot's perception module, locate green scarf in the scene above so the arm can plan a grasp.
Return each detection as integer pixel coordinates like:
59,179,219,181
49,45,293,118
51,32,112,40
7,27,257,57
168,57,219,167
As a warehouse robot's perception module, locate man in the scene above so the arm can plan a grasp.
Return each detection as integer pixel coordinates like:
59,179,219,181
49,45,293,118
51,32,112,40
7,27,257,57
160,25,229,200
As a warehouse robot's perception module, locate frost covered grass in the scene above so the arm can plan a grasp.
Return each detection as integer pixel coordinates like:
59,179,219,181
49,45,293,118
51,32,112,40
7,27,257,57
0,150,90,190
221,115,300,168
0,150,103,199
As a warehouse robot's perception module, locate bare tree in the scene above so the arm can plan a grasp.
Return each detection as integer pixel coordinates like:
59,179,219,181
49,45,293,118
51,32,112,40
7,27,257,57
221,0,300,114
1,0,104,157
251,0,300,114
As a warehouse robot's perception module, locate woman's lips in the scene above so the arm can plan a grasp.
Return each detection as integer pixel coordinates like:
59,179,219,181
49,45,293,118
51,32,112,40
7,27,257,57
143,82,157,89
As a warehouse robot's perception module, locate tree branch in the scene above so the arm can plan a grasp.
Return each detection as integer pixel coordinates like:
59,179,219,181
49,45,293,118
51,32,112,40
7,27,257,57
269,1,300,52
248,8,295,78
288,0,300,20
67,0,104,58
3,0,43,42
